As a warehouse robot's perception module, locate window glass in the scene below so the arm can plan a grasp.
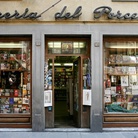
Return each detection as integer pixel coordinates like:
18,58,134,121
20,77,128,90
0,41,31,114
104,41,138,114
48,41,87,54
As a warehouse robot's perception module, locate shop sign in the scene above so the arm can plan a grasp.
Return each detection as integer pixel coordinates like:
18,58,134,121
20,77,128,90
0,8,41,19
1,5,138,21
55,6,82,19
93,6,138,20
0,6,82,20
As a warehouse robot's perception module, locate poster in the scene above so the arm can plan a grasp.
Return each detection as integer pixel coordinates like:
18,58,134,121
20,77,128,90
44,90,52,107
104,94,111,103
83,89,91,106
121,76,128,86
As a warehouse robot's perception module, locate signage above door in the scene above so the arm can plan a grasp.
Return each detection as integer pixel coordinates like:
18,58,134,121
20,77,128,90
0,4,138,21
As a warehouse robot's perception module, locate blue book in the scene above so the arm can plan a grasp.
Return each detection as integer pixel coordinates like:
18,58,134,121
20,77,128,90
9,98,14,104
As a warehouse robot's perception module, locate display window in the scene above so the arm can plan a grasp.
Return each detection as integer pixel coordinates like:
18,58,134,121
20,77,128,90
0,36,31,127
104,37,138,114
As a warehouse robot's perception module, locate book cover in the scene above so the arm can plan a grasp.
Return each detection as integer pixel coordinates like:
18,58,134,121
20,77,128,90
116,55,123,63
9,98,14,104
123,55,131,63
128,67,136,74
14,89,19,96
116,85,121,93
109,54,116,63
121,76,128,86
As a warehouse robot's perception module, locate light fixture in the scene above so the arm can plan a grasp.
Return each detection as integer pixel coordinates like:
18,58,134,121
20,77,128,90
53,42,61,48
63,63,73,66
105,42,138,49
50,63,61,66
106,45,138,49
48,42,53,48
0,43,24,48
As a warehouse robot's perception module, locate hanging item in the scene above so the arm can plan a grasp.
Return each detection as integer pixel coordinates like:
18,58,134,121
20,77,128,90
86,58,91,88
8,72,16,85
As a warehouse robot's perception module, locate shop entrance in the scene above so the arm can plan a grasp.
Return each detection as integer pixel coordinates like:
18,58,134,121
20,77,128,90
54,56,76,128
44,38,91,128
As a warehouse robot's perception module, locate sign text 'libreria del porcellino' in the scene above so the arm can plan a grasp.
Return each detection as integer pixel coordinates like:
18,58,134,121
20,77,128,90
0,6,138,20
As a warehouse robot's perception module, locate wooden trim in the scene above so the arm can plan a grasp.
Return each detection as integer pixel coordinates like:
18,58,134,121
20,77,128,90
0,124,31,128
104,116,138,122
103,123,138,128
0,36,31,42
0,117,30,123
103,36,138,42
0,114,31,117
104,114,138,117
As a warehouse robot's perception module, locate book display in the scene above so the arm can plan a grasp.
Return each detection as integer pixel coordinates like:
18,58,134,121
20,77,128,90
104,41,138,113
0,42,31,114
54,67,72,101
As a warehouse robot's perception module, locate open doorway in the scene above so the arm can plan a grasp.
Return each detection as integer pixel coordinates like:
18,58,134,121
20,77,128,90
54,56,77,128
45,37,91,128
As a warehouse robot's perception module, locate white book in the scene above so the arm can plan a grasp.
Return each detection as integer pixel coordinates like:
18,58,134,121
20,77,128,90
121,76,128,86
128,67,136,74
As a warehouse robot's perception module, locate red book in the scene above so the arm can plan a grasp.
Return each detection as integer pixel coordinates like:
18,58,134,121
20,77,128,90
14,89,19,96
116,85,121,93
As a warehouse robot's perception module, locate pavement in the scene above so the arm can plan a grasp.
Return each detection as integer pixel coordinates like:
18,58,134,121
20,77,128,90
0,129,138,138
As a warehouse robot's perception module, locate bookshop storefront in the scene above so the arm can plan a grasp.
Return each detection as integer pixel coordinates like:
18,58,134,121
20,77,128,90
0,1,138,131
1,24,138,131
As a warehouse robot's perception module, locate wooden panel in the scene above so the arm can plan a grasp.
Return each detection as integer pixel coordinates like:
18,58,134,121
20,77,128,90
0,117,30,123
81,106,90,128
0,114,31,117
0,124,31,128
45,108,54,128
104,116,138,122
103,123,138,128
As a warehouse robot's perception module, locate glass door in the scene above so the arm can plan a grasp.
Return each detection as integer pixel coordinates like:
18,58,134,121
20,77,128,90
73,57,81,127
73,56,91,128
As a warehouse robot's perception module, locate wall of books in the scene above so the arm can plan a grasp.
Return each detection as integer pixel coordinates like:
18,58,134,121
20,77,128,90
104,41,138,114
0,41,31,114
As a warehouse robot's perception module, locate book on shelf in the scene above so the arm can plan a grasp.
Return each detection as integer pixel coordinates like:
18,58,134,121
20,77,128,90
14,89,19,97
9,98,14,104
121,76,128,86
116,55,123,63
128,67,136,74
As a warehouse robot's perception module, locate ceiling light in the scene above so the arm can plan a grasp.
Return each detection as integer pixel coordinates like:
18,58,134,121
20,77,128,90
0,43,24,48
64,63,73,66
50,63,61,66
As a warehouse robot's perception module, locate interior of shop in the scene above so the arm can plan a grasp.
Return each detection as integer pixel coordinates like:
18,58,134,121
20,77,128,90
54,56,77,128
